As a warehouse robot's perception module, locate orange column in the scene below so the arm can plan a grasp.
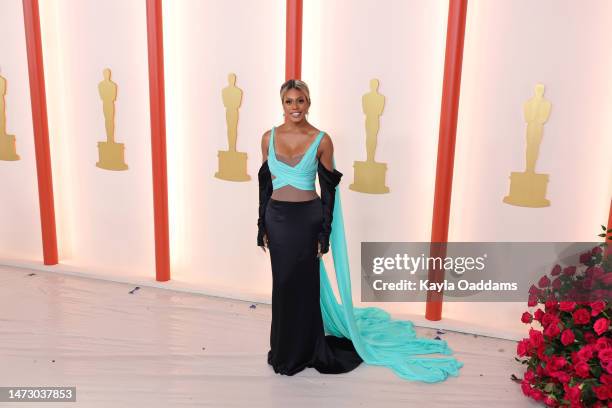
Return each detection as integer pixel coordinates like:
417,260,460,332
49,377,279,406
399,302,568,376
425,0,468,321
285,0,303,80
22,0,58,265
146,0,170,281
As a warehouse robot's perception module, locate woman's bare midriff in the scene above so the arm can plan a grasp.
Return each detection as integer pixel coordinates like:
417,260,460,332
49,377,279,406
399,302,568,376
271,153,320,202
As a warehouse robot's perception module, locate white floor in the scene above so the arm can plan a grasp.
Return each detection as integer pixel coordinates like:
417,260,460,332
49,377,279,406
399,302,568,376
0,265,540,408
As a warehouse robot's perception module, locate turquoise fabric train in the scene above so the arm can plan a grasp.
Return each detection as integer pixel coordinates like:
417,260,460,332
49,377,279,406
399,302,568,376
268,127,464,382
320,169,464,382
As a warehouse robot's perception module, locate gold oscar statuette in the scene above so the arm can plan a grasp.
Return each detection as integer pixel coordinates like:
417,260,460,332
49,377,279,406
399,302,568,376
503,83,552,207
96,68,128,171
0,72,20,161
349,78,390,193
215,73,250,181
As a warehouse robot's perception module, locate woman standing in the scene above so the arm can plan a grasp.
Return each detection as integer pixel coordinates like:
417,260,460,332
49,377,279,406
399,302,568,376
258,79,463,381
258,79,362,375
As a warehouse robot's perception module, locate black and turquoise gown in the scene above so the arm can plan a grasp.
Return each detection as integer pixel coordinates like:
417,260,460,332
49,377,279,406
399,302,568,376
257,126,463,381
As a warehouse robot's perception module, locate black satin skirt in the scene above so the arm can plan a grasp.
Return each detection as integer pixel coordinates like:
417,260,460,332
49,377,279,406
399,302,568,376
265,197,363,375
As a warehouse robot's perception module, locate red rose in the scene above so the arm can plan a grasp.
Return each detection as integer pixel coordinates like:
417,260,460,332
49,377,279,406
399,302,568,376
559,301,576,312
521,312,533,324
596,338,612,351
563,266,577,276
521,380,531,396
524,370,535,382
574,361,591,378
530,388,544,401
549,355,567,371
534,309,544,321
517,339,530,357
587,266,605,279
580,251,592,264
551,264,562,276
592,267,605,279
582,278,594,290
593,385,608,401
577,345,595,361
544,396,556,407
542,313,559,327
564,384,581,403
594,318,610,336
601,373,612,385
552,277,562,289
529,284,540,295
529,329,544,347
591,301,606,316
592,246,603,255
561,329,575,346
550,370,570,384
601,273,612,284
603,359,612,374
573,308,591,325
528,294,538,307
544,322,561,338
598,348,612,363
584,332,597,344
538,275,551,288
545,299,558,312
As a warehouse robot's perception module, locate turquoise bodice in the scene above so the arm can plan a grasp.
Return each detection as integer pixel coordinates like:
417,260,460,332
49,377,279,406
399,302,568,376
268,126,325,191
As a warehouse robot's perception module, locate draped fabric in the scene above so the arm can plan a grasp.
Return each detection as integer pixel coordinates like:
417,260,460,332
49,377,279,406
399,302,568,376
319,157,464,382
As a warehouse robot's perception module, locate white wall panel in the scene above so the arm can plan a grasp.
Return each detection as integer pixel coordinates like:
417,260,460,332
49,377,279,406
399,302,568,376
0,0,41,260
446,0,612,338
40,0,155,278
163,0,285,297
302,0,449,319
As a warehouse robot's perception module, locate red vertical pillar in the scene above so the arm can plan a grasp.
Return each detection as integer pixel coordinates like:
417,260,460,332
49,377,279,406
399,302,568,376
146,0,170,281
285,0,303,80
425,0,468,321
22,0,58,265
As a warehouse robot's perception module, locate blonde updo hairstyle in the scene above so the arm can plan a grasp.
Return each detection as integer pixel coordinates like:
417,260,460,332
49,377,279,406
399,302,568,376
280,79,311,105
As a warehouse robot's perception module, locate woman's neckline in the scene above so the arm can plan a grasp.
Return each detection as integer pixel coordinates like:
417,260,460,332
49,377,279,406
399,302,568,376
272,126,322,163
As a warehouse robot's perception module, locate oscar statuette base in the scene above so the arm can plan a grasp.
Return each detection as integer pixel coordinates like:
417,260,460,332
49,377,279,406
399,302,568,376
215,150,250,181
349,160,390,194
96,141,128,171
0,134,20,161
503,171,550,207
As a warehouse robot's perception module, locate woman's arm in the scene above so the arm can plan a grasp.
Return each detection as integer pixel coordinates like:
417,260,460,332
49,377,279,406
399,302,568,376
317,133,343,255
318,133,334,171
258,130,273,250
261,130,271,162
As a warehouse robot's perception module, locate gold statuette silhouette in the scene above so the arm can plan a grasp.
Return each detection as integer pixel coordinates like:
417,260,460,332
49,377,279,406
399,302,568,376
96,68,128,171
349,79,389,193
215,73,250,181
503,83,552,207
0,73,20,161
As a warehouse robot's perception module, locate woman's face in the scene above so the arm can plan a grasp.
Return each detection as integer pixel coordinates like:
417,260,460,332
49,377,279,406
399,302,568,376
282,88,309,123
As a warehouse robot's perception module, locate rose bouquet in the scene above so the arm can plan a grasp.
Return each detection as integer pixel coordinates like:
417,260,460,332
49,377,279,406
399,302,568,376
513,226,612,407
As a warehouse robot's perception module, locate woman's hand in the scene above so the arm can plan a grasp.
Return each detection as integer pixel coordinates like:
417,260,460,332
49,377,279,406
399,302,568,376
260,234,269,252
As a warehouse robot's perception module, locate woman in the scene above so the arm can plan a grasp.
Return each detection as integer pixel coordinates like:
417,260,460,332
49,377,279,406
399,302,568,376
258,79,463,381
258,79,363,375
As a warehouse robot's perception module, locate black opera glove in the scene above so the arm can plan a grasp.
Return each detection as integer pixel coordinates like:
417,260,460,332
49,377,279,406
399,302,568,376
317,161,343,254
257,161,273,247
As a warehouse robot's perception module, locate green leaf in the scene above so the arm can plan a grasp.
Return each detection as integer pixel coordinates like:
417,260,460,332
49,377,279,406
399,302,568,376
603,225,607,231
